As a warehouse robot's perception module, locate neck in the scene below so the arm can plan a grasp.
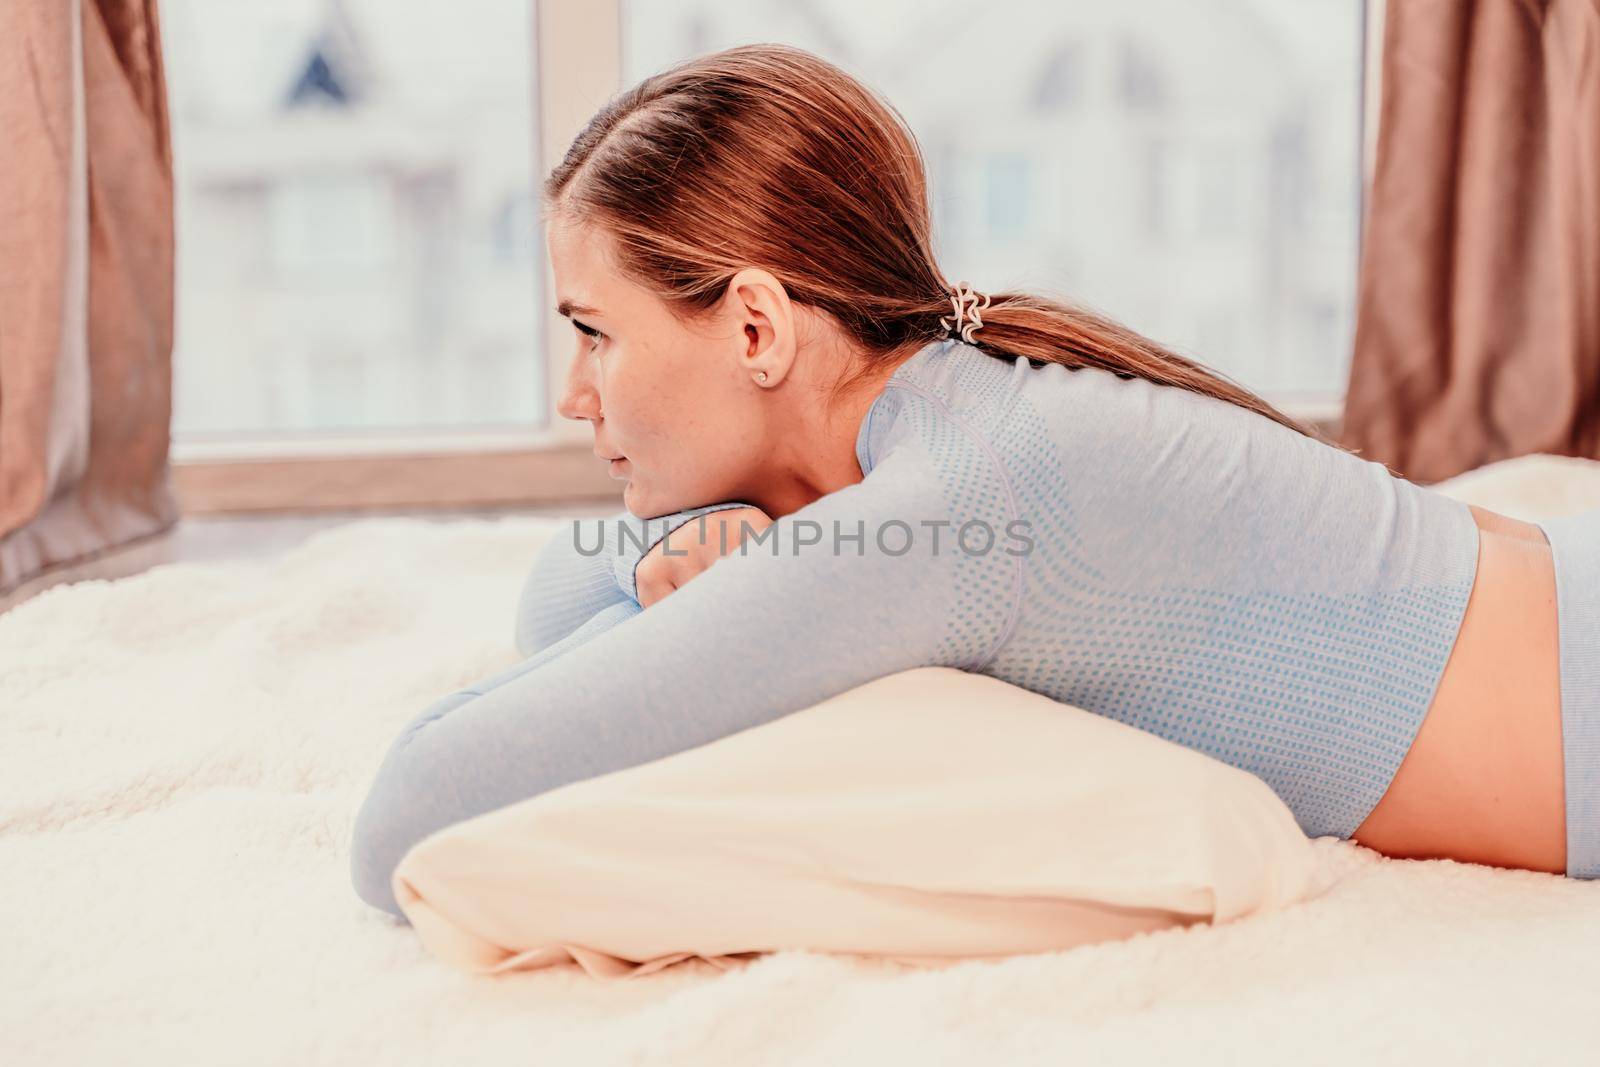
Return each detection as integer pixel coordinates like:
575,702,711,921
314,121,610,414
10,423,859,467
739,338,925,520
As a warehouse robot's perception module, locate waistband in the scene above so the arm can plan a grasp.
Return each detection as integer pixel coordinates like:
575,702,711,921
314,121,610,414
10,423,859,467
1533,506,1600,879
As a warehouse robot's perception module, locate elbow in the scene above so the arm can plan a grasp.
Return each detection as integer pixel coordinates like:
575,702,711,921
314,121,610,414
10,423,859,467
350,691,483,920
513,552,544,656
512,534,571,657
349,785,413,922
512,561,543,658
350,742,455,923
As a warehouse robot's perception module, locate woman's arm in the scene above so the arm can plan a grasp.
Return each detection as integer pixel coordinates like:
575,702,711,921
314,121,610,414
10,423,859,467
352,442,1021,920
513,501,760,657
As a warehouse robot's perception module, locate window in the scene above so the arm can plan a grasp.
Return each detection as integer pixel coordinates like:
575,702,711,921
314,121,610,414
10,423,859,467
1031,42,1085,112
162,0,545,440
1144,137,1168,242
621,0,1363,401
1190,139,1245,242
163,0,1365,487
1116,33,1167,111
268,174,395,276
985,154,1033,240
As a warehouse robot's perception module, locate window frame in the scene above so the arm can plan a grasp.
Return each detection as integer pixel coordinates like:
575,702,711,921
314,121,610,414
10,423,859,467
173,0,1368,513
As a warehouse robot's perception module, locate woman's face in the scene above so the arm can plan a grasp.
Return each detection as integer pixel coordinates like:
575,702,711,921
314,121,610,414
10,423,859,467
547,213,775,518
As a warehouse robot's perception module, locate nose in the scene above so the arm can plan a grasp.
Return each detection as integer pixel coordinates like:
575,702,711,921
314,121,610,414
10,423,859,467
555,352,601,423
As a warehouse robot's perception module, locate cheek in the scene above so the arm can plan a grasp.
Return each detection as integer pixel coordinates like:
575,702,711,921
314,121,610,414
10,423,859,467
606,349,696,447
614,367,751,490
604,390,672,456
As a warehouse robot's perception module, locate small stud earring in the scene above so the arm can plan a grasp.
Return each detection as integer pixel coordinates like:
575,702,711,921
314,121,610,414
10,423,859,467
755,371,768,383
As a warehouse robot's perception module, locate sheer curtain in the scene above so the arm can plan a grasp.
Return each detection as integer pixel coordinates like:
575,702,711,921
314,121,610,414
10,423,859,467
1340,0,1600,484
0,0,180,597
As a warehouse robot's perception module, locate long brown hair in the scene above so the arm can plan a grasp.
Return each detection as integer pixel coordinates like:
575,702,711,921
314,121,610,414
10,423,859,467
543,42,1344,451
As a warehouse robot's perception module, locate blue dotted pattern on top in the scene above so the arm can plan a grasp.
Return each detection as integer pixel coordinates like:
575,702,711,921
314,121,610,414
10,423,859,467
867,340,1479,839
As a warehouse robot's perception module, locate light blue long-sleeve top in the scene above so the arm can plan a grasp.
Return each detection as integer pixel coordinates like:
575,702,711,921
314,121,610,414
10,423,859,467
351,337,1481,919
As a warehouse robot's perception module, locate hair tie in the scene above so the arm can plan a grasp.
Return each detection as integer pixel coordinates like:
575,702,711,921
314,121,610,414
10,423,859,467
939,280,992,344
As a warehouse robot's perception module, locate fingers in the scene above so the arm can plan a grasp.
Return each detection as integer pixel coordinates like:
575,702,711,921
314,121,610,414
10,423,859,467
637,510,762,608
638,567,686,609
639,539,722,607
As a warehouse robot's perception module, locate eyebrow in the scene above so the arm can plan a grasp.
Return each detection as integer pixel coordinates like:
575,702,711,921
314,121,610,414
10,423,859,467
556,299,603,318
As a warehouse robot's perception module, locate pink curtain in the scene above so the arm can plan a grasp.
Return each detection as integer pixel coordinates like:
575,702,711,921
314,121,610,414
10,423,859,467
0,0,180,597
1340,0,1600,483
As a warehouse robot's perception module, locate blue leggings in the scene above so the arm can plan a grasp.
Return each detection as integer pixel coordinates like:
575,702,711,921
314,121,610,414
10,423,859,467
1534,506,1600,879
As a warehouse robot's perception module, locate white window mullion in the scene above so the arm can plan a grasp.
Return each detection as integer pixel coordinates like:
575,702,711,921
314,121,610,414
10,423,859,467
534,0,624,444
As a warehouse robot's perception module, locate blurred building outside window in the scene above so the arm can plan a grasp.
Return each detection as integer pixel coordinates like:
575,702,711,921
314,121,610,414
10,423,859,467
163,0,1360,451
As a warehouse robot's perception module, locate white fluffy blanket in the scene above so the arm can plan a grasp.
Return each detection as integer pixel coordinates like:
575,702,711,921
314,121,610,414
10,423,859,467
5,453,1600,1066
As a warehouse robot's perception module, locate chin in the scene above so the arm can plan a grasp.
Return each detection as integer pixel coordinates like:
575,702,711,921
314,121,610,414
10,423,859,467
620,480,647,514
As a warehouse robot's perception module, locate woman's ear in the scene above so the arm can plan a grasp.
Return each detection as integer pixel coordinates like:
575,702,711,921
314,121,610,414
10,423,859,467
724,267,796,385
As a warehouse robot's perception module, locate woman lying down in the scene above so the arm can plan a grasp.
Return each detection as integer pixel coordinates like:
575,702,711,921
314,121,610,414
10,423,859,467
350,43,1599,923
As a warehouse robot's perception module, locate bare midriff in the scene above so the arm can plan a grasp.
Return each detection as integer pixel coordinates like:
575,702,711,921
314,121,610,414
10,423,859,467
1350,504,1566,874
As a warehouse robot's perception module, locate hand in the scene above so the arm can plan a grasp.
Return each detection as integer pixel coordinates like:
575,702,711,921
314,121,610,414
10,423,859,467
634,506,774,608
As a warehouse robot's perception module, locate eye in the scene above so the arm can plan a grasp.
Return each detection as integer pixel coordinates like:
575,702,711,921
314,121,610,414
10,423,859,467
571,318,603,348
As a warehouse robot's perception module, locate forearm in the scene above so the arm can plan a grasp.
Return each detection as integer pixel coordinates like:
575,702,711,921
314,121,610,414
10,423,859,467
513,501,757,656
513,513,632,657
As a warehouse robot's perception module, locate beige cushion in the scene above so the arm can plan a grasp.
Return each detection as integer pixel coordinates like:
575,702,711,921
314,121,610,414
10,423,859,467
392,666,1319,978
